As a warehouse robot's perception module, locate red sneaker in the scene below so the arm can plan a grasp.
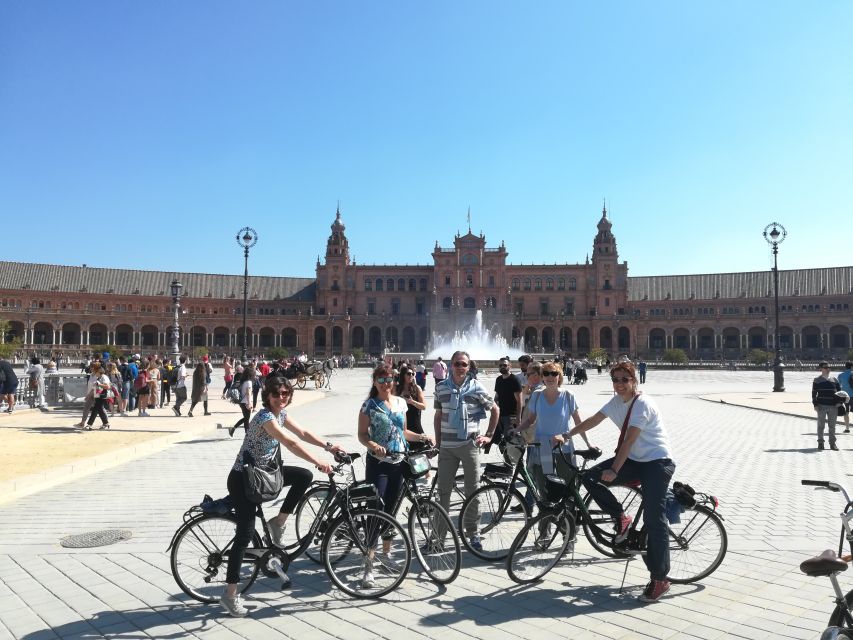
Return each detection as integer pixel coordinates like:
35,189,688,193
638,579,671,603
614,514,632,541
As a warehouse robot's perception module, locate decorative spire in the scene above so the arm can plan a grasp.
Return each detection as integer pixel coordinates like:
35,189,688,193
467,206,471,233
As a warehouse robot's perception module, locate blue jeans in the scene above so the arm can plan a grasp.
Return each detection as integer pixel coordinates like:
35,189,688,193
583,456,676,580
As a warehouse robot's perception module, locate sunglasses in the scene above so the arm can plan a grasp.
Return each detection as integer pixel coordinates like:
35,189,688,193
404,371,414,376
452,362,469,368
376,376,394,384
611,376,631,383
542,371,559,377
275,390,292,398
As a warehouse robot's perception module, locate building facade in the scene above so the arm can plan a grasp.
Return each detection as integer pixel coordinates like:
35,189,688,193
1,206,851,360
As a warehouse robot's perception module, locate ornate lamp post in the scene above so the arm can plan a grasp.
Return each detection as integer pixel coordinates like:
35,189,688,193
236,227,258,362
170,279,183,365
763,222,787,392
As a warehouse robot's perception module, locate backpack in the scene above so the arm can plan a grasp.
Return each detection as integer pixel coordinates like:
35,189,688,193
120,364,134,384
29,371,38,390
167,366,179,387
204,362,212,385
228,386,243,404
134,369,149,390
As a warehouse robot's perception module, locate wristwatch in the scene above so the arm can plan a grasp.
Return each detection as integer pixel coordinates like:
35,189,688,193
324,441,333,451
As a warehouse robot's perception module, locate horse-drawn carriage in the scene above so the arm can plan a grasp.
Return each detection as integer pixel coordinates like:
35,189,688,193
275,359,335,389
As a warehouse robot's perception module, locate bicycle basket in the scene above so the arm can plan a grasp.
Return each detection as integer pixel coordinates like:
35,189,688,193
544,474,569,503
347,481,383,508
403,453,431,480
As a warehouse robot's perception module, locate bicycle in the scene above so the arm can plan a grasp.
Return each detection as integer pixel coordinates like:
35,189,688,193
168,453,412,601
507,446,727,585
800,479,853,634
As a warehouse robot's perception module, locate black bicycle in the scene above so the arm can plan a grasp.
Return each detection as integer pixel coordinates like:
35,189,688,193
507,447,727,585
168,453,412,601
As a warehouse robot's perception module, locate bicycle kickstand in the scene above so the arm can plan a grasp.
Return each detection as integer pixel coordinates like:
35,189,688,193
618,557,633,594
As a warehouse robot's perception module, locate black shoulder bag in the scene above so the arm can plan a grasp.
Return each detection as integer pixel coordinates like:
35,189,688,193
242,447,284,504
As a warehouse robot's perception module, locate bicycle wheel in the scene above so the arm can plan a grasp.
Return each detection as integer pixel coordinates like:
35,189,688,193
408,499,461,584
295,484,333,564
170,513,262,603
667,504,728,583
459,484,529,561
322,509,411,598
828,589,853,630
581,485,642,558
507,511,575,584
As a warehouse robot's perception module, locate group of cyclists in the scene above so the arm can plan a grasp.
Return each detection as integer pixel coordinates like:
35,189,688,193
218,351,676,617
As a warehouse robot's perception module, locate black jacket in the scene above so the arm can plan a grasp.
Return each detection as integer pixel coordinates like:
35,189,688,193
813,375,842,407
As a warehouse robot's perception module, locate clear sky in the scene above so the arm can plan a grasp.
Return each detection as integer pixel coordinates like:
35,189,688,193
1,2,850,279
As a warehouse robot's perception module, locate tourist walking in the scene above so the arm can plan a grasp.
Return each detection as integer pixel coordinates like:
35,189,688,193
222,356,234,399
172,355,189,416
557,361,675,603
813,361,843,451
220,376,340,617
25,356,45,408
0,358,18,412
83,362,111,430
639,359,648,384
147,360,160,410
106,362,122,417
188,362,210,417
159,358,172,407
838,361,853,434
135,363,151,417
432,356,447,389
434,350,499,550
415,359,427,391
228,365,255,437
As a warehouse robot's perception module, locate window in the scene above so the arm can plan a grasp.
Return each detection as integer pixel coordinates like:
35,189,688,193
558,278,565,290
603,279,611,290
444,274,451,286
535,278,542,290
364,279,372,291
391,299,400,315
408,279,416,291
463,297,475,309
512,278,520,290
515,300,524,314
367,299,376,315
540,299,549,315
376,279,383,291
397,278,405,291
604,297,610,307
332,298,338,308
568,278,577,291
416,299,425,315
465,273,473,287
462,253,478,265
442,296,452,309
419,278,427,291
523,278,531,291
387,279,394,291
488,274,495,287
546,278,554,290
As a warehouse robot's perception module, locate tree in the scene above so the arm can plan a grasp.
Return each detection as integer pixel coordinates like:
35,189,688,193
747,348,771,366
351,347,365,363
192,346,209,359
0,338,21,360
267,347,290,361
91,344,125,361
662,348,688,365
587,347,608,364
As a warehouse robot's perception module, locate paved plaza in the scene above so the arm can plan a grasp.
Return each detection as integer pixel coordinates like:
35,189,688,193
0,366,848,639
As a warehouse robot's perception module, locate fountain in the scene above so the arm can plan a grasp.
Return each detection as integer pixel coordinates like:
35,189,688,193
426,310,524,361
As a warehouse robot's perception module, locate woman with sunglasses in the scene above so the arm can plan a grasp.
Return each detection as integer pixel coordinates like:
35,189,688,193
396,364,427,452
358,363,432,587
221,375,344,617
555,361,675,603
514,361,591,495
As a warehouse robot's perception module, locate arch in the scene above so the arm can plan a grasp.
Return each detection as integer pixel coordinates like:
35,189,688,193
140,324,158,347
511,278,520,290
541,326,555,351
463,297,476,309
314,326,326,349
61,322,81,345
385,326,398,349
560,327,572,350
115,324,133,346
259,327,275,348
801,325,821,350
351,326,365,349
747,326,766,349
332,326,344,351
368,326,382,353
237,327,253,351
697,327,714,350
576,326,590,351
617,326,630,351
281,327,298,349
213,326,229,347
89,323,108,345
568,278,577,291
402,326,416,351
442,297,452,309
512,326,520,340
830,325,850,350
191,325,208,347
779,325,794,350
672,328,690,350
648,328,666,350
524,327,538,351
418,326,429,350
599,327,612,350
721,327,741,350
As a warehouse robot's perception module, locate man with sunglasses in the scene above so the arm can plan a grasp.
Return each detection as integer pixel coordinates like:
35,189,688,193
490,358,521,454
433,350,499,551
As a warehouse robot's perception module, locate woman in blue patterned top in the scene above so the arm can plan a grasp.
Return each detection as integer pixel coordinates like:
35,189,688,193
221,375,345,618
357,363,432,587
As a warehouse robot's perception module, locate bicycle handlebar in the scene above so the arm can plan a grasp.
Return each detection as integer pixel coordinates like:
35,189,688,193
802,479,852,504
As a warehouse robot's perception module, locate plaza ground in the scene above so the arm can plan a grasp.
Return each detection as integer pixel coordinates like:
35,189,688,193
0,366,847,639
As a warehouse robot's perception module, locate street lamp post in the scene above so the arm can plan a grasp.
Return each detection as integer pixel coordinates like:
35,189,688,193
236,227,258,363
170,279,183,365
763,222,787,392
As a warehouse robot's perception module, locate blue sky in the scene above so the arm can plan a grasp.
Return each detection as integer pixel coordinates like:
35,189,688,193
1,2,850,278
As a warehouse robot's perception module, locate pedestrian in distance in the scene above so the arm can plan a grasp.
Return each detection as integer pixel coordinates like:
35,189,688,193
838,361,853,434
813,361,843,451
228,365,255,437
172,355,189,416
0,358,19,413
83,362,111,430
432,356,448,389
188,363,209,417
25,356,45,408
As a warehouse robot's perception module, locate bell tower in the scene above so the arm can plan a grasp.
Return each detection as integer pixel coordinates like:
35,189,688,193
592,201,618,263
325,205,350,265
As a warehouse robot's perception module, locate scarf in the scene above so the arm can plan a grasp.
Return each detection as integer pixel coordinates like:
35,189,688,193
447,375,487,440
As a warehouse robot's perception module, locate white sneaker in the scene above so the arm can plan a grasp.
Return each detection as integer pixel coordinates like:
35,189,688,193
361,559,375,589
120,412,128,417
376,551,402,573
219,593,248,617
268,519,287,547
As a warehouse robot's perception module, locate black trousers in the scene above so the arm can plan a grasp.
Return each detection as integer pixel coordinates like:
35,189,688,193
86,397,109,426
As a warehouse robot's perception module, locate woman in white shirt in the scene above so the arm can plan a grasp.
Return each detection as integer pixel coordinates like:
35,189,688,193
556,361,675,604
83,362,112,430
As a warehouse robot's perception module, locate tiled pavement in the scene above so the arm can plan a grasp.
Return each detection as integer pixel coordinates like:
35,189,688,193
0,368,848,639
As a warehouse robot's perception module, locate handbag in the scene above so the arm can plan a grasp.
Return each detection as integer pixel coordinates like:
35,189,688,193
242,447,283,504
403,453,431,479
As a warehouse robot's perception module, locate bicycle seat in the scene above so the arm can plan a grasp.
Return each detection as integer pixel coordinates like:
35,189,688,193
575,448,602,461
484,462,512,477
800,549,848,577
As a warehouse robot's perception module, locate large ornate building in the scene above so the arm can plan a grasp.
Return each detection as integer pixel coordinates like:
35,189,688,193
1,207,851,360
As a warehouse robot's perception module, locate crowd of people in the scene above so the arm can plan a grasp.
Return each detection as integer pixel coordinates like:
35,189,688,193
217,350,677,616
